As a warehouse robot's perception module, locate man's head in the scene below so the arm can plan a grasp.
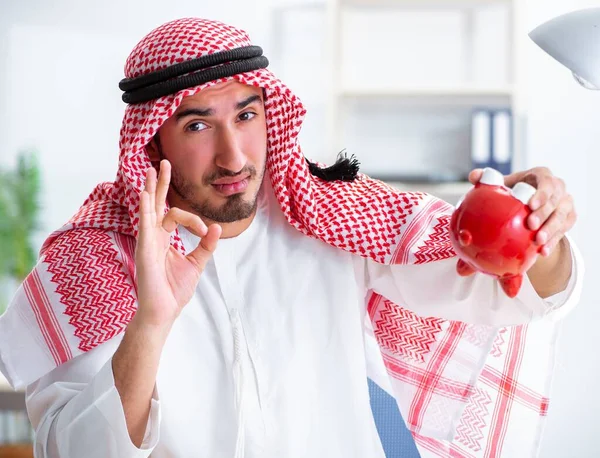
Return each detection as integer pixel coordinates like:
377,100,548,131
114,17,307,244
146,81,267,224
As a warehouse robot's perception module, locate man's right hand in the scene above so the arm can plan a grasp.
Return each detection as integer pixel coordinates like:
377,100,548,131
134,159,222,329
114,158,221,447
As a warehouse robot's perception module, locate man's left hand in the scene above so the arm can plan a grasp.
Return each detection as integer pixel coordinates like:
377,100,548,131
469,167,577,257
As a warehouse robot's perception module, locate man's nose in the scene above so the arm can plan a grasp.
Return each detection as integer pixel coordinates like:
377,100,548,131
214,126,245,173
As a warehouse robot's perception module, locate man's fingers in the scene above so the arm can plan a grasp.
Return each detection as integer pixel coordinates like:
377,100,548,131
527,177,552,210
540,232,564,257
144,167,157,226
156,160,171,224
502,170,530,188
534,204,568,243
188,224,222,270
137,191,154,254
542,209,575,256
162,207,208,236
468,169,483,184
138,190,152,228
528,200,556,232
528,177,567,230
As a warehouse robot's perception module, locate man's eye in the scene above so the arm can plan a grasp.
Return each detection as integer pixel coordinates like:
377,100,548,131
239,112,257,122
187,122,207,132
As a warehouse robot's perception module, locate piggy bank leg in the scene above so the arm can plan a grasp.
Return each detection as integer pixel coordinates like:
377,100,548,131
499,274,523,298
456,259,476,277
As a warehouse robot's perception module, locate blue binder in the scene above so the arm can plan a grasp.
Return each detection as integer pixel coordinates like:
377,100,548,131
471,108,514,176
491,109,513,176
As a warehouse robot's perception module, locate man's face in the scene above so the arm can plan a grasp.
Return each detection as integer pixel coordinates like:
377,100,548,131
147,81,268,223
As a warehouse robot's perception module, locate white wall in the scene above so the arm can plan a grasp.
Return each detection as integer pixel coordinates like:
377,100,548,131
519,2,598,457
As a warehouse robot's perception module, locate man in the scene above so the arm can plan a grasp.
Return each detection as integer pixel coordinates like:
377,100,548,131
0,18,582,458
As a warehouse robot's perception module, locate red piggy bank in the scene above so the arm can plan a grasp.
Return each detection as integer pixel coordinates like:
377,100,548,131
449,168,542,298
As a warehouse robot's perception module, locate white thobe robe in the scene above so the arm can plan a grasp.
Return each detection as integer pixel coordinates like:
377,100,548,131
23,186,581,458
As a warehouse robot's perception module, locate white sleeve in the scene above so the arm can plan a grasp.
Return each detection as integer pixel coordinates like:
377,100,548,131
356,234,583,327
25,335,161,458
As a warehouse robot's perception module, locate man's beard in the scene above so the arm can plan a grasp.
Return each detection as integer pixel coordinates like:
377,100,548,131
156,139,264,223
171,165,263,223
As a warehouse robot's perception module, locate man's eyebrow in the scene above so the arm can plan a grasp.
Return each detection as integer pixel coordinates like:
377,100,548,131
174,94,262,121
175,108,214,120
236,94,262,110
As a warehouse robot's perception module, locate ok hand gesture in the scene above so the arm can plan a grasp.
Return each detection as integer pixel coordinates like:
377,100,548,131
134,160,222,328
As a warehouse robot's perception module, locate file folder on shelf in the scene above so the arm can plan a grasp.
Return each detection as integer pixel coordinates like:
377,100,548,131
471,108,513,176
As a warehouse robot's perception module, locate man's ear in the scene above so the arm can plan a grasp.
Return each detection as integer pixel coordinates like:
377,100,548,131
146,136,160,162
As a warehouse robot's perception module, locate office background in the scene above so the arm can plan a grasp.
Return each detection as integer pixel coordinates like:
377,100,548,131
0,0,597,456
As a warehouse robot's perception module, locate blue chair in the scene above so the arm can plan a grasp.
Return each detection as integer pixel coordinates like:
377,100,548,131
368,379,421,458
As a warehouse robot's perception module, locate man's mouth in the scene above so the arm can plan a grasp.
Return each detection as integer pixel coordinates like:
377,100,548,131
211,175,250,196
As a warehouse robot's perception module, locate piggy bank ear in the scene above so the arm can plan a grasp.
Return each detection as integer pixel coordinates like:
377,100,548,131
499,275,524,298
456,258,476,276
479,168,505,186
510,182,537,205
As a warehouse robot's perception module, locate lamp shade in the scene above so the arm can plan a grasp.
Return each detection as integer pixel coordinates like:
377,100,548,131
529,8,600,89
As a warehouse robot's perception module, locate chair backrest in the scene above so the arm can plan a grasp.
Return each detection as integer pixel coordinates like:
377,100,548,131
368,379,421,458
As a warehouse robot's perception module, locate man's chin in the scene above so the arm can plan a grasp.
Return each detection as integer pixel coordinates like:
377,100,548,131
198,193,258,223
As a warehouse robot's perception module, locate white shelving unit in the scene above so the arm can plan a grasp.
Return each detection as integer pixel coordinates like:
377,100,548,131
269,0,524,203
322,0,522,202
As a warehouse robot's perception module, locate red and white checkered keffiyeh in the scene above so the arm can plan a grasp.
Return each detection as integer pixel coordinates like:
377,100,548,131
1,18,561,457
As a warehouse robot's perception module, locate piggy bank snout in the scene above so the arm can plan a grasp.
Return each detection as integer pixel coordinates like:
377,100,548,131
458,229,472,247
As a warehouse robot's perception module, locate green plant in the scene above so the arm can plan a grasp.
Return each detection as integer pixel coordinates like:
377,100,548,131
0,151,42,312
